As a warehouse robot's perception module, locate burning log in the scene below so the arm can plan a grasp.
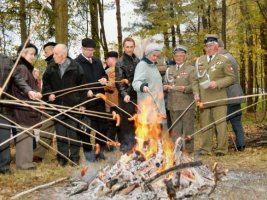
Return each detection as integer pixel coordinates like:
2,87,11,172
164,178,176,200
144,161,203,184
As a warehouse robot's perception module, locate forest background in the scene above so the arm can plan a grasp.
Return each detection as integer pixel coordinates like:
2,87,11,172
0,0,267,113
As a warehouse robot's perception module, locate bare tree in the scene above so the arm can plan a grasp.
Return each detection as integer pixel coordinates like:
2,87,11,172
115,0,122,55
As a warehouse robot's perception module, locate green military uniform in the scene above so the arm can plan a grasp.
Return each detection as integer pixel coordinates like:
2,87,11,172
165,62,195,151
192,53,234,155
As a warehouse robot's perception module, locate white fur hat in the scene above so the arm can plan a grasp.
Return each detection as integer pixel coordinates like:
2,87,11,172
144,43,162,56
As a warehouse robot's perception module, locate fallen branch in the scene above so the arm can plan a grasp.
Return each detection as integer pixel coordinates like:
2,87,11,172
11,177,69,199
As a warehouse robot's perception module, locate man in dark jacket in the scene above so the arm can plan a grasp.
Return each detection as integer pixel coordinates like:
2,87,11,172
0,51,40,173
115,37,140,153
33,41,57,163
218,39,246,151
12,43,42,169
42,44,86,166
75,38,108,161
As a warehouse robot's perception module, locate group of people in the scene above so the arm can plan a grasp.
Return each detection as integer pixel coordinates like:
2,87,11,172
0,34,246,174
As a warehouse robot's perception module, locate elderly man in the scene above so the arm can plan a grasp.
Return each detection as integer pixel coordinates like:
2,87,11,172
0,51,40,173
192,34,235,156
75,38,108,161
42,44,86,166
164,45,195,152
33,41,57,163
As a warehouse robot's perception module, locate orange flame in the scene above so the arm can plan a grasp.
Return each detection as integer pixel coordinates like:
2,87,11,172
134,96,174,170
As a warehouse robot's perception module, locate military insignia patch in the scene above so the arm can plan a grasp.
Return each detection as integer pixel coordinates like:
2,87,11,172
211,65,216,71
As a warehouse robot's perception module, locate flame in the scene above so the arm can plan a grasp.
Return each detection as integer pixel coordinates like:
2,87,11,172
134,96,174,170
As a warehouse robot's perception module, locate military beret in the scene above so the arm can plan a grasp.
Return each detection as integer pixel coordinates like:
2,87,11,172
204,34,219,44
145,42,162,56
105,51,118,59
82,38,96,48
43,42,57,49
17,43,38,55
173,45,187,54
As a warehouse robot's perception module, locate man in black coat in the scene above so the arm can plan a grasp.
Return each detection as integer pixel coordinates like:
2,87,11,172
115,37,140,153
33,41,57,162
42,44,86,166
75,38,108,162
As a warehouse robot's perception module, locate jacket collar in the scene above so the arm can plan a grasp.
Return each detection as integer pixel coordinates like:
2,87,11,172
18,57,34,72
141,56,157,65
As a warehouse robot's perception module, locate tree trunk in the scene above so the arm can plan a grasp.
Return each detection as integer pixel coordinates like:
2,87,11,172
54,0,68,45
19,0,27,43
98,0,108,54
240,0,254,112
221,0,227,48
115,0,123,56
89,0,100,56
209,0,218,33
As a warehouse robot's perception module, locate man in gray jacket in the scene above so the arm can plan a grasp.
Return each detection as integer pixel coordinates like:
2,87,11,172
218,39,246,151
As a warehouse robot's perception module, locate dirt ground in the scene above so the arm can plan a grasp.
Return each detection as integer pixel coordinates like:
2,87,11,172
1,121,267,200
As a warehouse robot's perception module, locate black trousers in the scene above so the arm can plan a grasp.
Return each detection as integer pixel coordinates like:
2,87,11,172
55,117,80,162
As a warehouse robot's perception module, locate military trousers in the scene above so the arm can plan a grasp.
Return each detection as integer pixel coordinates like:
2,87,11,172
169,109,195,152
199,105,228,154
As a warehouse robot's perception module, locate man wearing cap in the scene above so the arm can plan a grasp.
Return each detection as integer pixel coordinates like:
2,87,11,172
115,37,140,153
33,41,57,163
12,43,42,169
75,38,108,161
218,39,246,151
192,34,235,156
104,51,119,151
164,45,195,152
42,44,86,166
133,42,166,125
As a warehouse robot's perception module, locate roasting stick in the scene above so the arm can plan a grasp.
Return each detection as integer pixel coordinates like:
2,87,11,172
42,79,129,97
55,86,104,98
168,100,195,132
0,99,114,121
0,3,47,97
95,93,133,117
36,98,118,145
197,93,267,108
189,99,267,139
0,92,99,148
0,114,78,166
0,122,93,148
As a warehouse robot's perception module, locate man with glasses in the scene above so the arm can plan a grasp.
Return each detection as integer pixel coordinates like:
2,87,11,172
192,34,235,156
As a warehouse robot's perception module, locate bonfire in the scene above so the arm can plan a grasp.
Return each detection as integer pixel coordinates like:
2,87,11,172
66,97,217,199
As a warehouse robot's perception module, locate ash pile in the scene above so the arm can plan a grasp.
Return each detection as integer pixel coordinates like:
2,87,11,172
65,138,217,200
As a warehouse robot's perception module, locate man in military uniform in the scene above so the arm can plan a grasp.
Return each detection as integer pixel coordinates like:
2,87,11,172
164,45,195,152
192,34,235,156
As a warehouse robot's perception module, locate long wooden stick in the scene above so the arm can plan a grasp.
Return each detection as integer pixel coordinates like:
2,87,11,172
0,3,47,97
0,99,113,117
37,98,112,143
0,99,113,120
0,92,98,147
2,92,110,146
168,100,195,132
199,93,267,108
55,86,104,98
10,177,69,200
0,114,78,166
0,122,93,147
190,99,267,138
